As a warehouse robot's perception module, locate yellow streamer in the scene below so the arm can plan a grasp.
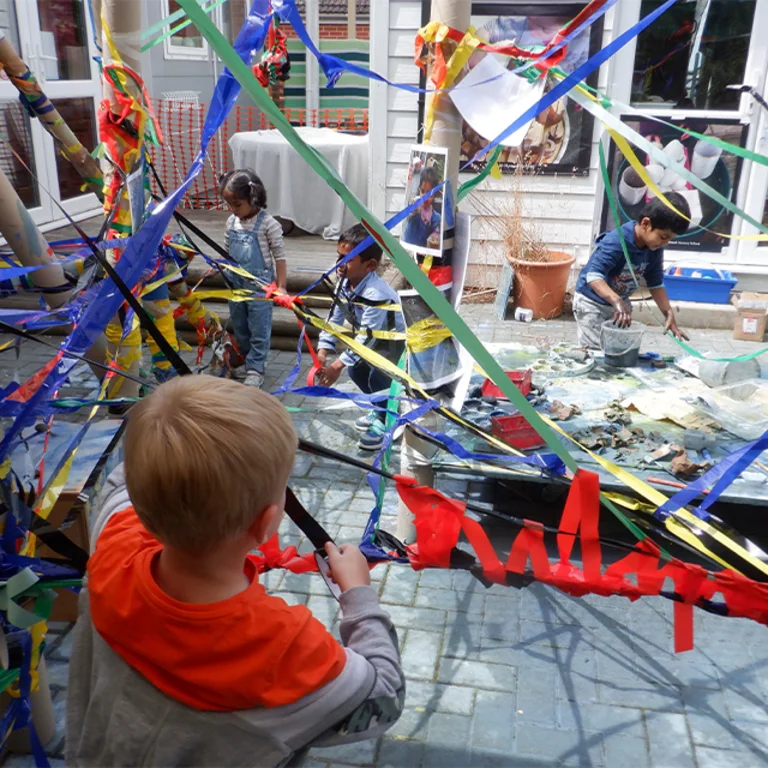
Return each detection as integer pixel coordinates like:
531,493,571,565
544,415,768,576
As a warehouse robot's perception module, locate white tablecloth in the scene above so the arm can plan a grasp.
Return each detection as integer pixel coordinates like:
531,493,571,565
229,127,369,240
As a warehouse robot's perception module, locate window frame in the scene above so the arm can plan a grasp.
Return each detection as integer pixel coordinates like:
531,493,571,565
161,0,210,61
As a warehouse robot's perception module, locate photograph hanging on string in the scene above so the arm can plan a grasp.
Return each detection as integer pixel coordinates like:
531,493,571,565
417,2,603,176
400,144,447,259
600,116,748,252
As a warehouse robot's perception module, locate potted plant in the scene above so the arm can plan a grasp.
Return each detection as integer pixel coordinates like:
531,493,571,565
503,167,574,319
476,163,575,320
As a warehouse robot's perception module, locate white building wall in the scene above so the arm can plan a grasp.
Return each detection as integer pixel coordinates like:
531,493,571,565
368,1,618,287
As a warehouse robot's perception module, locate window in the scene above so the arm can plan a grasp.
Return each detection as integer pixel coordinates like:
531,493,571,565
632,0,757,110
162,0,209,60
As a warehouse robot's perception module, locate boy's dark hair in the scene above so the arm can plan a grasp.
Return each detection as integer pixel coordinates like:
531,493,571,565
419,166,440,190
637,193,690,236
339,224,382,265
219,169,267,210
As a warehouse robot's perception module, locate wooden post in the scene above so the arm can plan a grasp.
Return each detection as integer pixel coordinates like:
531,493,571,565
96,0,147,398
396,0,470,544
0,34,103,200
347,0,357,40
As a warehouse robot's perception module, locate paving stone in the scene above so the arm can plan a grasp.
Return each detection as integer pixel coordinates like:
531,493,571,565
387,707,430,742
598,681,684,712
602,735,651,768
645,711,695,768
380,567,421,606
418,568,456,590
415,586,484,614
437,659,517,692
402,630,443,681
405,681,476,716
383,604,446,634
556,701,645,740
377,737,426,768
721,686,768,724
693,746,765,768
515,723,604,766
46,659,70,690
470,690,516,753
516,667,557,727
277,591,309,607
48,630,74,663
310,738,378,765
426,712,471,750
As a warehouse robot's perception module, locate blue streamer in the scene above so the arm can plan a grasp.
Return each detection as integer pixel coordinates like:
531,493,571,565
656,428,768,522
271,0,619,95
298,0,677,299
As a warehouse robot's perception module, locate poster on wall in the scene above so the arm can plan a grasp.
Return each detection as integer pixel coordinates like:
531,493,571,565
400,144,447,259
418,2,603,176
600,116,748,252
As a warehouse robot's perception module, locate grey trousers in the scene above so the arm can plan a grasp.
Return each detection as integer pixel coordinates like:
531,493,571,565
573,292,631,350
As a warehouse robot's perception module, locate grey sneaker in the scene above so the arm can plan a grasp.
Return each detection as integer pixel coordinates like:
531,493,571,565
354,410,378,432
244,371,264,388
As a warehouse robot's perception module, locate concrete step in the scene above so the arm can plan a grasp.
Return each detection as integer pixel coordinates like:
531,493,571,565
629,296,735,330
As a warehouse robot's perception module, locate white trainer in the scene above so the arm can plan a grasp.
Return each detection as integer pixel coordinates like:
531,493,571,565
244,371,264,388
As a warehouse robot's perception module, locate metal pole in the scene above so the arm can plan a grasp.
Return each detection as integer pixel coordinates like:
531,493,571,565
306,0,320,126
395,0,470,543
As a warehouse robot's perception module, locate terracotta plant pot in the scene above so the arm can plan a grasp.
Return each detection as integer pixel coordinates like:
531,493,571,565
509,250,575,320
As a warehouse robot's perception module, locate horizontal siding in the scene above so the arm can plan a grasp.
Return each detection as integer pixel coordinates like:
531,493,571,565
380,2,619,272
384,0,421,227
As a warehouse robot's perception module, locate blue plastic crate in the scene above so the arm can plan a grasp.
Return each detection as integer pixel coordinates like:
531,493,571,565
663,267,737,304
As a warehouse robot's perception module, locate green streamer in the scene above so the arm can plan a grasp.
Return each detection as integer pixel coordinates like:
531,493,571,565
140,0,228,53
564,70,768,170
456,147,503,203
376,352,406,515
179,0,648,544
599,141,768,363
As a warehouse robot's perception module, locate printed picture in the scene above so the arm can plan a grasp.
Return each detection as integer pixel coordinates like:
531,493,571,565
601,116,748,252
400,145,447,258
418,2,603,176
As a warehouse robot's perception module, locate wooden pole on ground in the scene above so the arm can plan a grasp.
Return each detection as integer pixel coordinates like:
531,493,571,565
396,0,470,543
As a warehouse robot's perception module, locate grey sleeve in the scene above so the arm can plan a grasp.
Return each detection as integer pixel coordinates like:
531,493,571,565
313,585,405,745
232,586,405,753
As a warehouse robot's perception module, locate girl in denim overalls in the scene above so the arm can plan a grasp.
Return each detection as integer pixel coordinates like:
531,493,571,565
220,170,287,388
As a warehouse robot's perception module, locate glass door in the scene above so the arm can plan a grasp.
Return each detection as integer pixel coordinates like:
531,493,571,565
608,0,768,265
25,0,101,220
0,0,55,224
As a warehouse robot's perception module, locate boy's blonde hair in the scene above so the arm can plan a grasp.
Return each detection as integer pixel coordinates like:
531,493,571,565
123,376,297,552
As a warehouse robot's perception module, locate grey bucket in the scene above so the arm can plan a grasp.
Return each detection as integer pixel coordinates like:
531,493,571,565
600,321,644,367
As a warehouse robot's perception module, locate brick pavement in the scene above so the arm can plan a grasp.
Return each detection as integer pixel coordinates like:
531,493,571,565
5,309,768,767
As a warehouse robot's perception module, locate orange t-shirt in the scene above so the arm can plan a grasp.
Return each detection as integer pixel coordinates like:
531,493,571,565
88,508,347,712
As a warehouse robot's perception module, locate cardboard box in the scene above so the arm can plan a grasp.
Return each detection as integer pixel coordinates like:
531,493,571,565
733,292,768,342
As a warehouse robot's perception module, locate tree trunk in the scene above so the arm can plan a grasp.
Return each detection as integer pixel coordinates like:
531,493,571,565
396,0,470,544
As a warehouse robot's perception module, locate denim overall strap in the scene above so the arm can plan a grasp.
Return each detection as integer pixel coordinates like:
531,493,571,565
227,211,274,374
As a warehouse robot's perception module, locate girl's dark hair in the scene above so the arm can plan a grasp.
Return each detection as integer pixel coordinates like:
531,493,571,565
219,169,267,210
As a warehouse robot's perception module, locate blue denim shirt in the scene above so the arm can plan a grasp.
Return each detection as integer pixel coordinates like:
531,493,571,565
318,272,405,367
575,222,664,305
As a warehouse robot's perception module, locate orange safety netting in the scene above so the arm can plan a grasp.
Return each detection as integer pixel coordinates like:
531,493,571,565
149,100,369,209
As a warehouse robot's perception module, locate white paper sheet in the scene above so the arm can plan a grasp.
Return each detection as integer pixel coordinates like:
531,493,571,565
449,56,545,149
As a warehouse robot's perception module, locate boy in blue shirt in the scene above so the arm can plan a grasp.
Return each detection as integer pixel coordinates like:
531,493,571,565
574,194,691,349
402,167,442,250
317,225,405,451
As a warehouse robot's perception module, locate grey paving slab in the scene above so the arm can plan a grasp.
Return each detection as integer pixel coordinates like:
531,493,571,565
7,313,768,768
